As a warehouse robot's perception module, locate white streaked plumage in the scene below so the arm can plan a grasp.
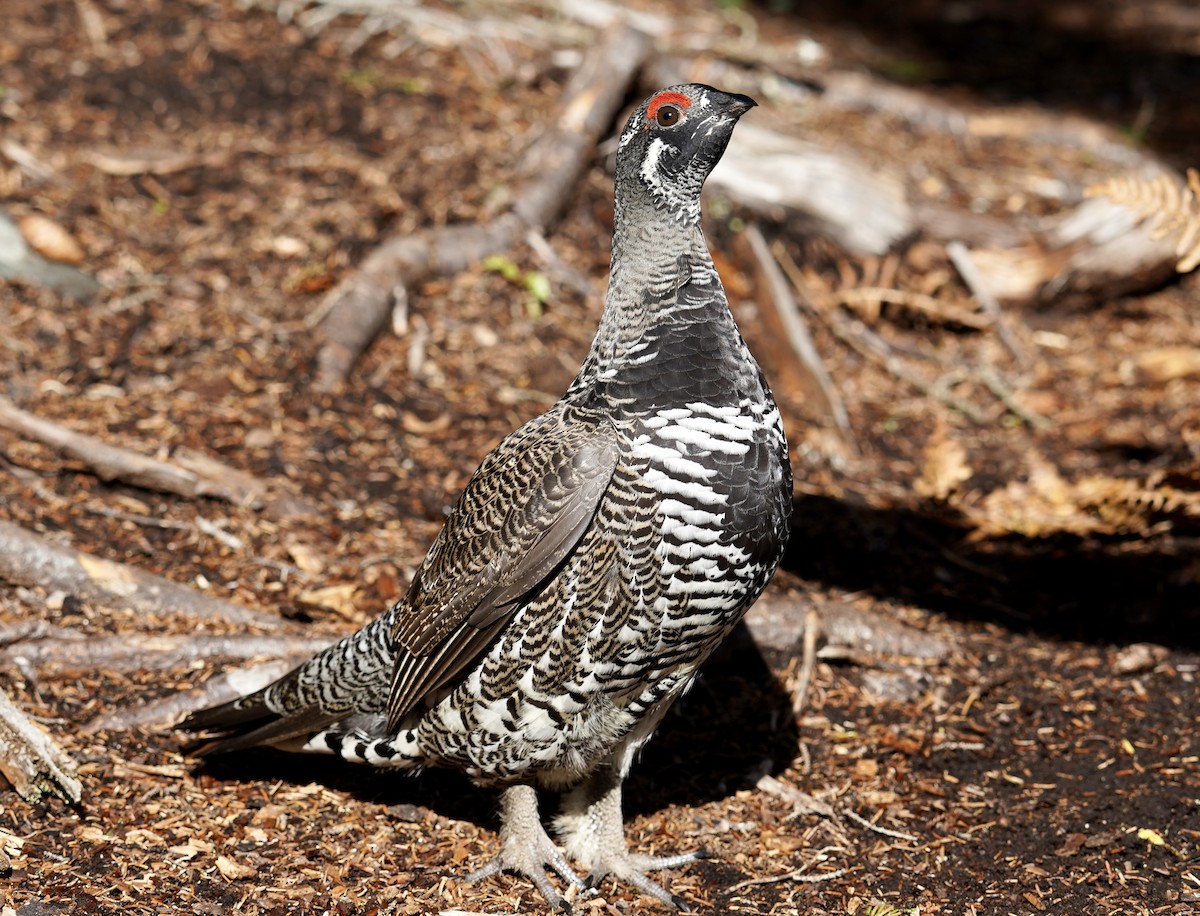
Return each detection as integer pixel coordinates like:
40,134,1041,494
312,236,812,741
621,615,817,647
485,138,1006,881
182,83,790,912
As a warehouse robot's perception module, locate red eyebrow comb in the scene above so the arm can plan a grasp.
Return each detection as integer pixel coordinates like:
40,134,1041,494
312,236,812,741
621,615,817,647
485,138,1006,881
647,91,692,120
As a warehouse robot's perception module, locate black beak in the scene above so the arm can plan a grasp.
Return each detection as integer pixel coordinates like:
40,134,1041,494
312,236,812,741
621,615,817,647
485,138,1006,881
718,92,757,118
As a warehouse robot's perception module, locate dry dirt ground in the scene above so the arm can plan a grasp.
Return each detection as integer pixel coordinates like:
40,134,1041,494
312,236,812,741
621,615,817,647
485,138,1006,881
0,1,1198,914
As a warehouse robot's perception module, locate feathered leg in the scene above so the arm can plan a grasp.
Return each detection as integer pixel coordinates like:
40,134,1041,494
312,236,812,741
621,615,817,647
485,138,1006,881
467,783,586,911
554,765,705,910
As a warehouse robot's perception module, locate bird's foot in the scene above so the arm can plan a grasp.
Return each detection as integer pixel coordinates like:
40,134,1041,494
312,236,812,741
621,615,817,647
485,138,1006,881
556,773,704,910
580,845,708,911
468,784,586,911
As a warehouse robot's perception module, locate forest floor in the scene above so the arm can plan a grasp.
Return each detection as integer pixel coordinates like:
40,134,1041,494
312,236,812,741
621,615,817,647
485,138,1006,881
0,1,1197,914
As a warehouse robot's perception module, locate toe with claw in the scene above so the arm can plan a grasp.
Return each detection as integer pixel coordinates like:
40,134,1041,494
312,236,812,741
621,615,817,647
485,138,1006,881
468,783,586,910
555,768,703,910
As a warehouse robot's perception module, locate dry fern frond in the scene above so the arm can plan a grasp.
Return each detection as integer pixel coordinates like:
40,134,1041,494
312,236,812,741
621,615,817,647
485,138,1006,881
1076,472,1200,529
969,455,1200,540
1085,168,1200,272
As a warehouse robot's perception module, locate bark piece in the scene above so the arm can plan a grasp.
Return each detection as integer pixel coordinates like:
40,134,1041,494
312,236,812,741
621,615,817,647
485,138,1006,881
0,687,81,804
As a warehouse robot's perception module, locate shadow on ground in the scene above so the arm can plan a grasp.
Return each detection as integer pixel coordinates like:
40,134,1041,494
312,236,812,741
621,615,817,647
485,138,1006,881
784,491,1200,649
777,0,1200,166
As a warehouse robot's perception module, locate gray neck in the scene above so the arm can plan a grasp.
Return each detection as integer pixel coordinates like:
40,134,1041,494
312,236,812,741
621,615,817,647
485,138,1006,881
577,191,716,373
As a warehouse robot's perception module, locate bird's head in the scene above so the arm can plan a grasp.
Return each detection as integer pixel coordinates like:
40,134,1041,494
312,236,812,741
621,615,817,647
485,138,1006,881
614,83,756,225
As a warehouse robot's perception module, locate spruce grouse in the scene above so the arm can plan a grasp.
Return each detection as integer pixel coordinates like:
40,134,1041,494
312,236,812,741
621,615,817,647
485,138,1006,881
182,83,792,910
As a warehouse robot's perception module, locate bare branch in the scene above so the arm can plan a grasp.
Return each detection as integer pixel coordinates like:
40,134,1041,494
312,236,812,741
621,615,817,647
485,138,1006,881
739,223,856,453
1,631,333,677
0,397,317,518
312,22,652,392
946,241,1032,366
83,658,307,734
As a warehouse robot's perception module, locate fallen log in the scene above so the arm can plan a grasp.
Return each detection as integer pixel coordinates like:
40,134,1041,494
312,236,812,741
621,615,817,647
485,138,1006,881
0,520,282,630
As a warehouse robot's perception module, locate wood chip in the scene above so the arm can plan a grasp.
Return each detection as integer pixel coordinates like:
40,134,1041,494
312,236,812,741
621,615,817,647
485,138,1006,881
86,147,231,176
216,854,257,880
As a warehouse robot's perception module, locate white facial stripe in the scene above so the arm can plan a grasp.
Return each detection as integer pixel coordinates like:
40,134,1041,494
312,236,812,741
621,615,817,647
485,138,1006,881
639,137,672,192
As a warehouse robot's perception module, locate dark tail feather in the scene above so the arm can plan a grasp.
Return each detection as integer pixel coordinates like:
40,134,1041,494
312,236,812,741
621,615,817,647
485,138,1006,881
178,610,397,756
179,678,345,756
179,686,288,756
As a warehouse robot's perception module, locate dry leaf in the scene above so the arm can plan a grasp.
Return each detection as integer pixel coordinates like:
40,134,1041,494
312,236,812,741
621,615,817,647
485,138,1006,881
972,454,1088,537
854,757,880,779
169,838,213,859
1130,346,1200,383
18,214,85,264
297,583,358,618
123,828,167,847
916,435,972,501
78,825,113,844
1026,454,1074,510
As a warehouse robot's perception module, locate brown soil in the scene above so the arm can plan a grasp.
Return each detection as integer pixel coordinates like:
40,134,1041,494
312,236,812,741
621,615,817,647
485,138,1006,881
0,2,1197,914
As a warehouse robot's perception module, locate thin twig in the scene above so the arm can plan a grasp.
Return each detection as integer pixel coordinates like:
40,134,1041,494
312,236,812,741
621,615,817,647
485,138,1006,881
742,223,857,452
791,606,821,715
725,866,849,894
834,286,989,330
525,229,597,299
842,808,920,843
82,503,191,531
975,364,1052,430
946,240,1033,366
756,772,835,819
833,316,988,424
771,244,989,423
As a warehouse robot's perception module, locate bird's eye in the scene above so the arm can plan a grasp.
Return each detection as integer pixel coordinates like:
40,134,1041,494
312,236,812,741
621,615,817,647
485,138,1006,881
655,105,681,127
